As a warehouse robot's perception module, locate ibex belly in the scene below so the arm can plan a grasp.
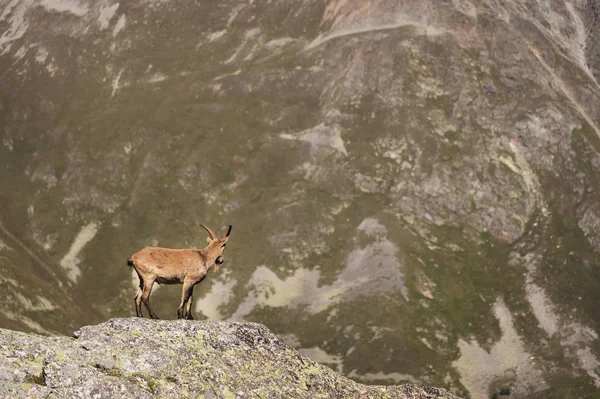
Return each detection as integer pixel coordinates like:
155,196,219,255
156,275,185,284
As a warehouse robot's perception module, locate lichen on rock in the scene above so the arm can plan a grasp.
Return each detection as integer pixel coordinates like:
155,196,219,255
0,318,457,398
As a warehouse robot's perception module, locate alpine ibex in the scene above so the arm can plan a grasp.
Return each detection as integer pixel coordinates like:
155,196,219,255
127,224,232,319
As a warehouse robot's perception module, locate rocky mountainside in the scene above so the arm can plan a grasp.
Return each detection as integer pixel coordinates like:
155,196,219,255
1,0,600,397
0,318,457,398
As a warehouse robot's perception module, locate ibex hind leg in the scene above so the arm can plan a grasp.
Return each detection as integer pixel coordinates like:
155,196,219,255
141,278,159,319
133,272,144,317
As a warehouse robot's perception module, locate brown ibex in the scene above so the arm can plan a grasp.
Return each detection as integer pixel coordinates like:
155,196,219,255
127,224,231,319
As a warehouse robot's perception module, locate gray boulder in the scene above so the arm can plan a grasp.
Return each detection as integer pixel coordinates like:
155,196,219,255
0,318,458,398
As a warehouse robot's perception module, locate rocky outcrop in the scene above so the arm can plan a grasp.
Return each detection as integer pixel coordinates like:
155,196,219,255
0,318,457,398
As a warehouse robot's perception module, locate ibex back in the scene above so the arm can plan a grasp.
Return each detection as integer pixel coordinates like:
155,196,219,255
127,224,232,319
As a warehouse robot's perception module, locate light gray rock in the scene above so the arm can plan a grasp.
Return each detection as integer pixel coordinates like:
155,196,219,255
0,318,458,399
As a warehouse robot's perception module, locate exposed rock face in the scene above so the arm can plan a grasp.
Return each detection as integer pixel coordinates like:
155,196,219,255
0,319,456,398
2,0,600,397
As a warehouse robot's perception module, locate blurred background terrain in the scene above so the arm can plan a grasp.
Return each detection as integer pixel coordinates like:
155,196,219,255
2,0,600,397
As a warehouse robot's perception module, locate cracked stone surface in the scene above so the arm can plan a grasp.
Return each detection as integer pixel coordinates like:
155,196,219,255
0,318,457,399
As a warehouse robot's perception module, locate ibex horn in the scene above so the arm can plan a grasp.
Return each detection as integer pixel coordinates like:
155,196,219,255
199,224,217,240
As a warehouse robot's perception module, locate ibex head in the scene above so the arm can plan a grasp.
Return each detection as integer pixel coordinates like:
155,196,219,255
200,224,232,268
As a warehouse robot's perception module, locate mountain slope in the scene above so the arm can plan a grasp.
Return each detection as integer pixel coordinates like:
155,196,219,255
2,0,600,397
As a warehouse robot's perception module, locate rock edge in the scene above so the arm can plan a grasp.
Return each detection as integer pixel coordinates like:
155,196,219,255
0,318,459,398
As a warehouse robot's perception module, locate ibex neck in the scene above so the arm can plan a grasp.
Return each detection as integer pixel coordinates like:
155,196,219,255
198,248,219,266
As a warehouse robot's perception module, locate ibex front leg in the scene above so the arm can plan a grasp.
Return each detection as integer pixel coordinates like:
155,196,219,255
184,286,194,320
177,280,195,319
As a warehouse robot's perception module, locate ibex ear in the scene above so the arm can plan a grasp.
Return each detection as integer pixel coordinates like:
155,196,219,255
207,237,212,244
